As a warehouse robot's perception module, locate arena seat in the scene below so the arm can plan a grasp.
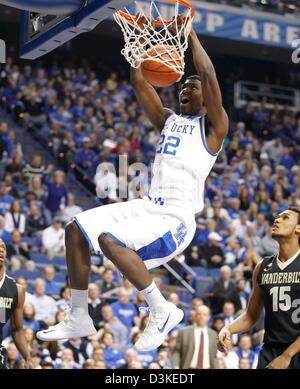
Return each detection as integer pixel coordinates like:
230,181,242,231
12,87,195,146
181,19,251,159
194,276,213,298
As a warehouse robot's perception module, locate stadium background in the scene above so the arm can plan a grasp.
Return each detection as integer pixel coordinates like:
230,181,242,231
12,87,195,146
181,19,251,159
0,0,299,369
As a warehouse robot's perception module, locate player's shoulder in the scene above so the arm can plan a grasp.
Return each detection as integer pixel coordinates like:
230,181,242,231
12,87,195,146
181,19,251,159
257,254,277,272
4,274,17,285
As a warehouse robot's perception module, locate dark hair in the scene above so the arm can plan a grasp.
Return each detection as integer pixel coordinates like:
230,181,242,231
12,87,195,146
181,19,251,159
288,205,300,224
186,75,201,82
287,206,300,244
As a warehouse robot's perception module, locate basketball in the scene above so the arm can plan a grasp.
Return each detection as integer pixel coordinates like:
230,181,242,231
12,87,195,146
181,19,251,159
141,45,183,88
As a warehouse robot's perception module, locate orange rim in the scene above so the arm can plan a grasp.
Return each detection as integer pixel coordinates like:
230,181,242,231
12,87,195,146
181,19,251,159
113,0,195,26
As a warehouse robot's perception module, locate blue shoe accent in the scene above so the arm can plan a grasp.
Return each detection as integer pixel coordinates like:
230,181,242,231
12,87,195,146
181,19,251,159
157,313,171,333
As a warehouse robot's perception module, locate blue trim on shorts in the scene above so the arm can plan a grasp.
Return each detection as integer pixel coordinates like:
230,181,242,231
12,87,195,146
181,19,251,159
74,217,95,252
137,231,177,261
102,232,126,248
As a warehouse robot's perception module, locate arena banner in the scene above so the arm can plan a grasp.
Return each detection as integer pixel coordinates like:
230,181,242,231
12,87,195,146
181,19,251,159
134,0,300,49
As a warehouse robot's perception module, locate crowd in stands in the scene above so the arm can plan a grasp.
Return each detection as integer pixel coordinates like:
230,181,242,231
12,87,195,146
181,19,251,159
206,0,300,15
0,54,299,369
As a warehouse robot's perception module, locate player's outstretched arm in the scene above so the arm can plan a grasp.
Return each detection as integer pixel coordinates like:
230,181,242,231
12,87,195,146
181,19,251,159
218,262,264,352
130,66,172,131
10,285,32,368
188,29,228,152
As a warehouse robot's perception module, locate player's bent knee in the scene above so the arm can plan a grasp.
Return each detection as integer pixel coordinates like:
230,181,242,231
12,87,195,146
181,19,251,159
98,233,120,257
98,233,111,249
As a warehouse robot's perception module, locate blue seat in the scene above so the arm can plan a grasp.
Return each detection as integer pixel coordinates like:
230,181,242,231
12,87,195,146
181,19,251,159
11,270,40,280
54,273,67,283
177,287,193,304
30,253,49,264
191,267,208,277
194,276,213,298
207,268,221,278
53,256,66,266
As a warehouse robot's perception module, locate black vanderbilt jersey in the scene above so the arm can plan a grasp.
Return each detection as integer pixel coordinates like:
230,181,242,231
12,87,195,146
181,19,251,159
257,252,300,345
0,274,18,344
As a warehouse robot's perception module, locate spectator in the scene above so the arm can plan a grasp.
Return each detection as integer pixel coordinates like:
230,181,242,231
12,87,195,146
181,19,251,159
41,218,65,259
61,337,92,366
157,348,173,369
6,229,34,272
101,332,125,369
92,346,104,363
257,227,279,257
0,214,10,244
15,275,35,305
230,212,253,241
94,162,118,204
27,176,45,202
60,193,82,223
219,302,238,345
88,283,105,330
94,304,128,351
26,202,47,236
4,199,26,234
0,183,14,215
111,288,139,330
236,278,250,310
30,278,58,326
23,303,41,332
74,137,97,172
219,334,257,369
0,121,13,160
54,348,81,369
56,286,71,311
239,357,251,369
6,343,21,369
43,265,61,300
198,232,225,268
43,168,68,223
22,154,45,183
208,266,240,314
121,348,140,369
172,305,218,369
96,268,117,294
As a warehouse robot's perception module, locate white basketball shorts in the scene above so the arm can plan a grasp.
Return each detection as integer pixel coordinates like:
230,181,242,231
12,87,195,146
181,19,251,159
74,196,196,270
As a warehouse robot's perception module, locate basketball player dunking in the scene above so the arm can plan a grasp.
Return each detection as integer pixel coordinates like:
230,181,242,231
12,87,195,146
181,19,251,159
0,239,32,369
218,206,300,369
37,24,228,351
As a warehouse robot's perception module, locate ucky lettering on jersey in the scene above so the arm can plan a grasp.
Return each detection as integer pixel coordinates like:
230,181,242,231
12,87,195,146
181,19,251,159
261,272,300,285
169,123,195,135
0,297,13,309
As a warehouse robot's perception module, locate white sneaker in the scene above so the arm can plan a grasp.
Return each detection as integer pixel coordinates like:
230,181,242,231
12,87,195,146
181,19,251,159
36,309,96,341
134,302,184,352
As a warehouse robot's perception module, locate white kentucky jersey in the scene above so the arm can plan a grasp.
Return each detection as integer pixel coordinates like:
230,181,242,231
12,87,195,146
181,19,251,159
149,113,219,215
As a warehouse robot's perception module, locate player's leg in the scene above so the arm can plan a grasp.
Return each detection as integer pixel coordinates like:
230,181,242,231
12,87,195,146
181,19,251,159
36,200,136,341
37,221,96,341
98,233,183,352
97,208,195,351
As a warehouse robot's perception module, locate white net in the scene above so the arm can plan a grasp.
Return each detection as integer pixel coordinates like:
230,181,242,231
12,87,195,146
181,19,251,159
113,0,194,75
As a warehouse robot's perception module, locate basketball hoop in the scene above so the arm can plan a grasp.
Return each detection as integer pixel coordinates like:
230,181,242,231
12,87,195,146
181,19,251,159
113,0,195,77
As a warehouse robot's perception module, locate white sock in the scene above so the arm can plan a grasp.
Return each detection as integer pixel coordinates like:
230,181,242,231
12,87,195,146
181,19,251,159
71,289,88,312
140,281,167,309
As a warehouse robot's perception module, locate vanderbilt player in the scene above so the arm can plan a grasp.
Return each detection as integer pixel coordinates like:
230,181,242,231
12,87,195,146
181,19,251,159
0,239,32,369
218,206,300,369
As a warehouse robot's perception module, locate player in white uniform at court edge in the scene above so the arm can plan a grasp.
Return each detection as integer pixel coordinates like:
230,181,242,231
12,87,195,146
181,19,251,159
37,23,229,351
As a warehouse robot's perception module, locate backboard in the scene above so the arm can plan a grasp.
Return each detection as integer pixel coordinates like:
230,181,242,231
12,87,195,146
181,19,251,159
20,0,134,60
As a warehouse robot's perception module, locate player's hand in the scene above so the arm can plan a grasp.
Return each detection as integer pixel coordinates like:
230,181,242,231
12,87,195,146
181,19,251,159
24,358,34,369
266,354,291,369
217,327,233,353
